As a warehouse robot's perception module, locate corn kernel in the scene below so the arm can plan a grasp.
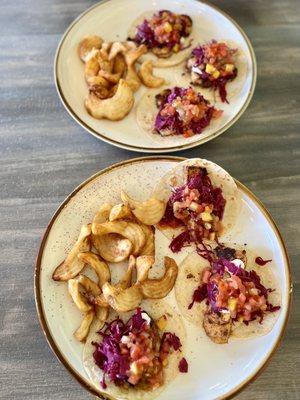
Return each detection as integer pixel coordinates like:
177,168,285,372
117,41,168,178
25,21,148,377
173,44,180,53
156,315,167,331
130,362,139,375
164,22,173,33
225,63,234,72
200,212,213,222
213,70,220,79
228,297,238,312
205,205,213,213
163,359,168,367
209,232,216,241
238,315,244,323
205,63,216,74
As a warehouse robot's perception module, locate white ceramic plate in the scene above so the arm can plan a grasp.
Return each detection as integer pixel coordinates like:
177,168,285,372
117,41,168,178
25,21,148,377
55,0,257,153
35,157,291,400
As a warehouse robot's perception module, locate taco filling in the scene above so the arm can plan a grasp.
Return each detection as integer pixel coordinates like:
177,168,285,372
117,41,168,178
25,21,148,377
189,245,280,344
187,41,238,102
154,87,222,137
133,10,192,58
159,165,226,251
92,308,186,390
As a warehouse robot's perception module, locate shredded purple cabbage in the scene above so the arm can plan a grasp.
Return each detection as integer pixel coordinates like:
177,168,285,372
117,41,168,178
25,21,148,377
154,87,217,136
92,308,184,389
178,357,188,373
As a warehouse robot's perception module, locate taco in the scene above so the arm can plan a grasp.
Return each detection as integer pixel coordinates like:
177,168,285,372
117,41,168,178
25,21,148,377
128,10,193,68
153,158,241,253
184,40,248,103
136,86,223,143
83,300,187,399
175,243,281,343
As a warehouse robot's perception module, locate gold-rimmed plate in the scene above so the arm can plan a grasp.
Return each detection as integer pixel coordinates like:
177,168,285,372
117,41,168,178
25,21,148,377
55,0,256,153
35,156,291,400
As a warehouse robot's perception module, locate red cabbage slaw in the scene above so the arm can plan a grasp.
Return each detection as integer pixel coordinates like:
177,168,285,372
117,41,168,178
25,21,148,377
92,308,186,389
189,247,280,324
187,40,238,102
159,167,226,252
134,10,192,52
154,87,222,137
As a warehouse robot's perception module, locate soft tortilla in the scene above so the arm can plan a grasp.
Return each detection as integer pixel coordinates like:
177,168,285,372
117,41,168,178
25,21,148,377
128,11,193,68
175,245,281,340
83,300,186,400
136,90,223,146
153,158,241,242
179,40,249,103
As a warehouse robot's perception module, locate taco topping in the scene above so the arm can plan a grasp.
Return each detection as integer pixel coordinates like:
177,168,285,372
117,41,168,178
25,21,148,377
187,41,238,102
159,166,226,251
189,247,280,325
255,256,272,266
134,10,192,57
154,87,222,137
92,308,185,390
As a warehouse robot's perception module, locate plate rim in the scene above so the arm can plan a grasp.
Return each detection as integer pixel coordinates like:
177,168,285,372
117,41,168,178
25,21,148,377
54,0,257,153
35,156,292,400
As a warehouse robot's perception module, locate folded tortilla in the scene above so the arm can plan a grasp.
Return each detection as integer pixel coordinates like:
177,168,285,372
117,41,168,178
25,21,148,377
175,245,281,340
152,158,241,243
128,11,193,68
83,299,186,400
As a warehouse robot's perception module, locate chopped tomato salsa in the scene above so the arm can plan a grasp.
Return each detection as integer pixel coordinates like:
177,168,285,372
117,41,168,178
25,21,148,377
134,10,192,56
92,309,185,390
187,40,238,102
189,246,280,324
154,87,222,137
159,166,226,252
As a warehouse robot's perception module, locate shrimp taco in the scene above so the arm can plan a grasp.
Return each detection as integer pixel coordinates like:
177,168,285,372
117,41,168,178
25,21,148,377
128,10,193,68
83,300,187,399
153,158,241,253
175,243,281,343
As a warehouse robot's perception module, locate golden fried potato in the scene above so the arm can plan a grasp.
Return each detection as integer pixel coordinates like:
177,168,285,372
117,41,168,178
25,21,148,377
68,278,93,312
139,60,165,88
140,256,178,299
102,282,143,313
121,190,166,226
92,220,145,255
74,310,95,342
78,35,103,62
77,251,111,287
113,54,126,76
85,55,100,82
116,255,135,289
85,79,134,121
139,224,155,256
109,203,132,221
52,224,91,281
136,255,155,282
92,233,133,263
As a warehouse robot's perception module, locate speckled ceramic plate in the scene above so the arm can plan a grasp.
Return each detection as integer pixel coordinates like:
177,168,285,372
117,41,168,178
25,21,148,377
55,0,256,153
35,157,291,400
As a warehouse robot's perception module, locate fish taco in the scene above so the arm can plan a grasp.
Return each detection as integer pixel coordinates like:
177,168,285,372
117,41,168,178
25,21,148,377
153,158,241,253
175,243,281,343
128,10,193,68
83,300,187,399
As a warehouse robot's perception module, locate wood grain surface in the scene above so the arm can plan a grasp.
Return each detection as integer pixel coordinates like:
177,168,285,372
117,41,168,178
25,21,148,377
0,0,299,399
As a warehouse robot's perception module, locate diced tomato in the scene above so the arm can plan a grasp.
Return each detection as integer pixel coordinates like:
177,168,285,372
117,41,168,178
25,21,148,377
183,129,194,138
202,268,212,284
130,344,142,360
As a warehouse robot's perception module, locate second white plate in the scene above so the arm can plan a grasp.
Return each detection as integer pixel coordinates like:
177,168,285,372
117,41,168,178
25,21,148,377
55,0,256,153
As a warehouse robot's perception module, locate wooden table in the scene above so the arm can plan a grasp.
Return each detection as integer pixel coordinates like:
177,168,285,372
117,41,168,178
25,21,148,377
1,0,299,399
